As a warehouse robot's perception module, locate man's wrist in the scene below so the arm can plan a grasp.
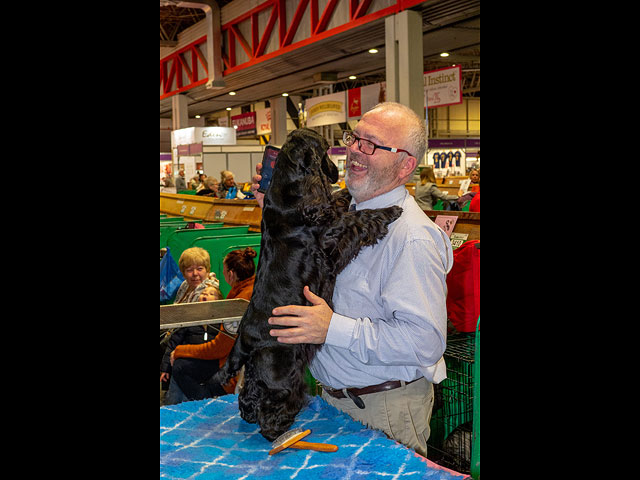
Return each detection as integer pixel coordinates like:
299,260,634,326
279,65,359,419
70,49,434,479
324,312,356,348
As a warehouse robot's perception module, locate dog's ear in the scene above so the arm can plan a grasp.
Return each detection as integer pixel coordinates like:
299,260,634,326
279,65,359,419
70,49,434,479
322,153,339,183
300,129,338,183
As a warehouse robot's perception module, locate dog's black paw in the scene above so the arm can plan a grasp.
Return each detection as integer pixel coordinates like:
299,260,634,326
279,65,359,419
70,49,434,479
382,205,403,224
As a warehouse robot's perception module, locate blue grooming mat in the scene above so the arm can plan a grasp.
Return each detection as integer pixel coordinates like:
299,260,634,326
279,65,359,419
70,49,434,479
160,395,470,479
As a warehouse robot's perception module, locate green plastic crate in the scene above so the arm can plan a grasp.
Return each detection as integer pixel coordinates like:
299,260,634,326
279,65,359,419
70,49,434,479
427,332,476,473
165,225,250,259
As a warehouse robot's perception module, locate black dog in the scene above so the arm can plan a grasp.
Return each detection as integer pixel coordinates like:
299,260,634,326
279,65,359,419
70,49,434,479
214,128,402,441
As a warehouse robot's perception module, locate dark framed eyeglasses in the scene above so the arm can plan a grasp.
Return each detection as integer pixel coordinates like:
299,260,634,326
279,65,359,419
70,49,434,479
342,131,413,157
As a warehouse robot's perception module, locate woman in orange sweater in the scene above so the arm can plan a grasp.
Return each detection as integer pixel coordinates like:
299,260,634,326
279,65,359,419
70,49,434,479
170,248,257,400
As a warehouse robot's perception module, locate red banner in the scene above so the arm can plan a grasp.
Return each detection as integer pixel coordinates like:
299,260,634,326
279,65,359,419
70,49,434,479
348,88,361,118
231,112,257,136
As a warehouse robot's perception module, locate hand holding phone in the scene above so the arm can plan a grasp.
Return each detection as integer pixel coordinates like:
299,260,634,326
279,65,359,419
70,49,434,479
258,146,280,193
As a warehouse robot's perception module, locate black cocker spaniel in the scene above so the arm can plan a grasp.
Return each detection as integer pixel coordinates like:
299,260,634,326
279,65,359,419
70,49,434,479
213,128,402,441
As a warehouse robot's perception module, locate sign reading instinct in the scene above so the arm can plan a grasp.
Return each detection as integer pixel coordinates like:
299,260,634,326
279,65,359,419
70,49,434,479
424,65,462,109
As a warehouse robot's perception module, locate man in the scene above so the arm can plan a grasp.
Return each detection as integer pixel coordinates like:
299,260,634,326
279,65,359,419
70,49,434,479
251,102,453,457
175,169,187,191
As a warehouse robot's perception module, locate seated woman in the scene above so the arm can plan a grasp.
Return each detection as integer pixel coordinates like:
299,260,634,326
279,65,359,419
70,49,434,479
218,170,237,199
173,247,220,304
195,176,219,197
414,166,459,210
170,247,257,401
160,247,221,405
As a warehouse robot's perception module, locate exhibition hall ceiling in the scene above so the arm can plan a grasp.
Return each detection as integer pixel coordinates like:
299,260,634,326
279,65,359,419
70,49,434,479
159,0,479,120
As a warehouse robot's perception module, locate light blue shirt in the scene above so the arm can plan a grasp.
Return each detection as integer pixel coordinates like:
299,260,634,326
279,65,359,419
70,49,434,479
309,186,453,389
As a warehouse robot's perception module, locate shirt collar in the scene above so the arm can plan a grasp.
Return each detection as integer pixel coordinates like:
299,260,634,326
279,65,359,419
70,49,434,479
351,185,407,210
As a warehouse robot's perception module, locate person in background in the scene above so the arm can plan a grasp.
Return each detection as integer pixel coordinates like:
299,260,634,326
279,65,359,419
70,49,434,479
195,176,219,197
199,285,222,301
160,248,221,404
195,173,207,193
170,247,257,400
221,247,256,301
175,169,187,191
188,175,200,190
250,103,453,457
414,166,459,211
459,168,480,195
173,247,219,304
218,170,237,199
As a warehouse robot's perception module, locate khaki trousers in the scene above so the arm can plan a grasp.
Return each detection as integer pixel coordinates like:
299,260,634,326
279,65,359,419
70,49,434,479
321,377,434,457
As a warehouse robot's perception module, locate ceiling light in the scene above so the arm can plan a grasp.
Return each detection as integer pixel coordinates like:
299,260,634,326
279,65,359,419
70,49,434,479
282,93,289,97
229,91,236,95
440,52,450,57
348,75,357,80
195,115,201,119
368,48,378,54
226,107,232,111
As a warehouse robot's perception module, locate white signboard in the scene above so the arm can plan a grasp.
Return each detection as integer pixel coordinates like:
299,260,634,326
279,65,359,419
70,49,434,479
255,107,271,134
306,91,346,127
171,126,236,146
172,127,195,147
197,127,236,145
424,65,462,109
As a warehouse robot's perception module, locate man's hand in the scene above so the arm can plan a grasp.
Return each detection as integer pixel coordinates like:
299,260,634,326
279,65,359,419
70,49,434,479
252,162,264,209
268,286,333,344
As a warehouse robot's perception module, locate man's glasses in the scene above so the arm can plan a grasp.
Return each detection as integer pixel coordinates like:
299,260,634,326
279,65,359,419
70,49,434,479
342,131,413,157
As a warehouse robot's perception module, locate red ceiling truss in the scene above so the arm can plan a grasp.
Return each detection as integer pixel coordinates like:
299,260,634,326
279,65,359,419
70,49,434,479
160,0,425,100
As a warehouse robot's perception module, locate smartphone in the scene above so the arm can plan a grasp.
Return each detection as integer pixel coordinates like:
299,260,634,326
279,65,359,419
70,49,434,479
258,145,281,193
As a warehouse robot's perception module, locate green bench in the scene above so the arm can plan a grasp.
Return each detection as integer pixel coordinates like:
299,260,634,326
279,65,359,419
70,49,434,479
164,226,251,260
160,222,224,249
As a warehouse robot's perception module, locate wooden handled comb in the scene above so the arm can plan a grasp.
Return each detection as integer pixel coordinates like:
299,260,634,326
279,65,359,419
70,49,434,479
269,428,338,455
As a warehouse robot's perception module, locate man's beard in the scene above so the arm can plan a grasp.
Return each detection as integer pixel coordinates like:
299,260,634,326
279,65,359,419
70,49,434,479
345,153,404,203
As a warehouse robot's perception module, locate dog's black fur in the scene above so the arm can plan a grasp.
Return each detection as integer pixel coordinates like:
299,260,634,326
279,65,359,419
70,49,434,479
213,128,402,441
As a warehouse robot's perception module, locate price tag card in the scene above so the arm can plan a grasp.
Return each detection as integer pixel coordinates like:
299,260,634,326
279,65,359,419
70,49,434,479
434,215,458,237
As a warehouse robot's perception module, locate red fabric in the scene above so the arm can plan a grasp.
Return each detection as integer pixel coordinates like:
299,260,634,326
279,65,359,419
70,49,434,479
446,240,480,332
469,193,480,212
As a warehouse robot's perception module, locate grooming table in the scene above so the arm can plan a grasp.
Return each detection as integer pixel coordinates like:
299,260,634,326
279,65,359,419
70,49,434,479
160,299,249,331
160,395,471,480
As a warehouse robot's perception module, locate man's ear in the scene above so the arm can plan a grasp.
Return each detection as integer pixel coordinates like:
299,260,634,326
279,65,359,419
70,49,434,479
400,155,418,179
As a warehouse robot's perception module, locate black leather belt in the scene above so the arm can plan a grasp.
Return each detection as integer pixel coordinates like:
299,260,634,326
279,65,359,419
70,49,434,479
322,378,422,409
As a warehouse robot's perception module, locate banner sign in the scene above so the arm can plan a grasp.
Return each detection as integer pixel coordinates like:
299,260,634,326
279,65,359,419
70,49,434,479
198,126,236,145
172,126,236,146
255,107,271,135
347,83,385,121
231,112,257,136
306,91,346,127
424,65,462,109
